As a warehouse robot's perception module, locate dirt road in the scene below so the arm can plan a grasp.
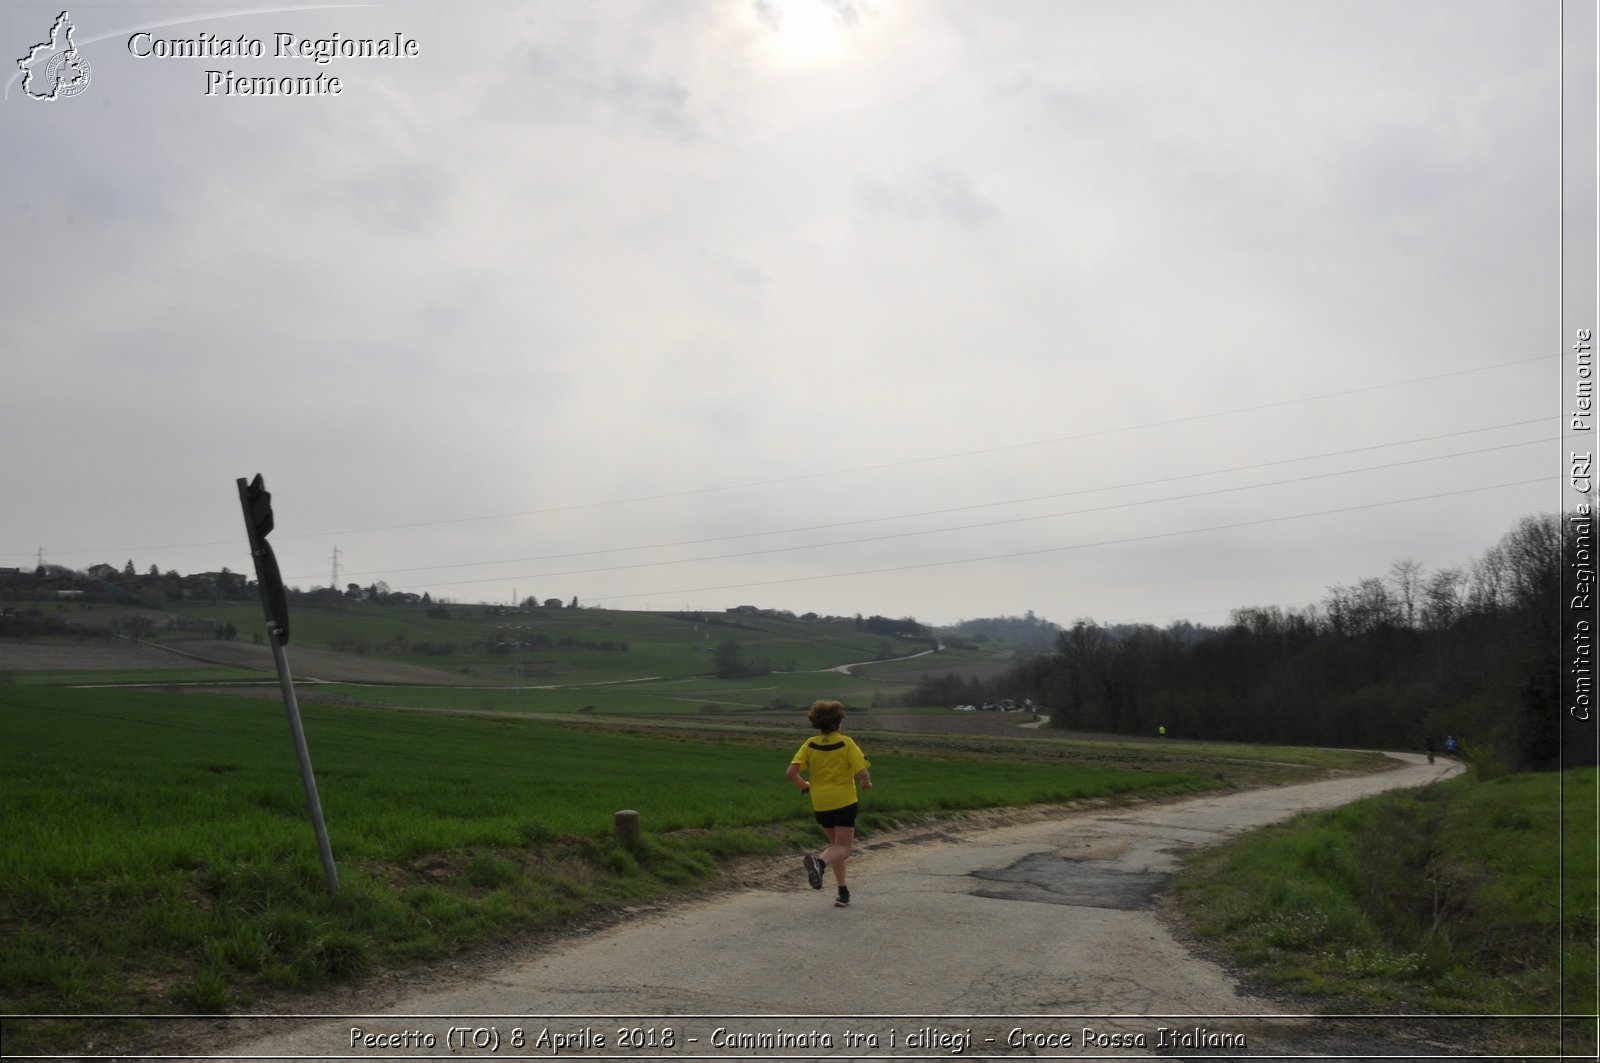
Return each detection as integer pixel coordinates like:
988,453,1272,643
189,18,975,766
212,754,1492,1061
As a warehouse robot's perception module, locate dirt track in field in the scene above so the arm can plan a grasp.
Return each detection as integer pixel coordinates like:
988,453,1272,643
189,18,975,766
0,638,193,671
158,640,507,685
0,636,504,686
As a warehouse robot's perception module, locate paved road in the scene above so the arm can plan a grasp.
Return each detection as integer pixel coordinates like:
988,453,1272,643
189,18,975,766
223,754,1469,1061
822,646,939,675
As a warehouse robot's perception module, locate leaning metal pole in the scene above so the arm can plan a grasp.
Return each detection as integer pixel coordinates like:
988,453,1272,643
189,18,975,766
237,475,339,894
267,624,338,895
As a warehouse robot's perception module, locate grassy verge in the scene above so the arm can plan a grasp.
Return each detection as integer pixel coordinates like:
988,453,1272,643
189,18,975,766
1169,766,1598,1057
1,685,1222,1054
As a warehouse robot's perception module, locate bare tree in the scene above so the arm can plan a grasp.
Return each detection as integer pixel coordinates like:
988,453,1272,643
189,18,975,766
1467,542,1508,614
1420,566,1465,630
1389,557,1424,629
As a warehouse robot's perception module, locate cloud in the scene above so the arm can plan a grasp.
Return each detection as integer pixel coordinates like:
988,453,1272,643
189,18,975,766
490,9,705,142
858,168,1000,227
0,0,1561,626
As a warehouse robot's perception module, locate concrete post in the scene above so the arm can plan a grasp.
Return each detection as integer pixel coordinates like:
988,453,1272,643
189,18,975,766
614,809,641,844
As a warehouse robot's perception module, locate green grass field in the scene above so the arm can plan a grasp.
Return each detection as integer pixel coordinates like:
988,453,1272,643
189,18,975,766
144,601,943,686
0,684,1226,1053
7,601,962,698
4,603,1593,1059
1170,767,1598,1056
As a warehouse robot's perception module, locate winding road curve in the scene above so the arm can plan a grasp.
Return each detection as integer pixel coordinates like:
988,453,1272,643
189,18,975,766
822,645,940,676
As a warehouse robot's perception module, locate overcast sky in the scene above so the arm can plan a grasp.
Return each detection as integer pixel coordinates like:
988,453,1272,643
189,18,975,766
0,0,1580,628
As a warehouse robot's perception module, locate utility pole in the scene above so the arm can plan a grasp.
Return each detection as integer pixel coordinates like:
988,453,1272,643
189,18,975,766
330,545,341,591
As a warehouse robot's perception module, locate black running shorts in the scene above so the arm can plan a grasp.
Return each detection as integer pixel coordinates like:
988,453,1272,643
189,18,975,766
814,802,859,829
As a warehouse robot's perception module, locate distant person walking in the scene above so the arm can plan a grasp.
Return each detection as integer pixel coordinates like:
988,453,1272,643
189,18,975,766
1445,734,1459,758
787,699,872,909
1424,736,1435,764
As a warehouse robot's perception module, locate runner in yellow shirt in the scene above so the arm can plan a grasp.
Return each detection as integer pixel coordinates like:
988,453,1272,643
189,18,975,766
786,699,872,908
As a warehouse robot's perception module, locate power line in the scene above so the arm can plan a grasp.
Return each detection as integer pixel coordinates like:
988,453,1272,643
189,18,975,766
273,354,1555,541
300,417,1550,583
580,478,1546,604
319,434,1549,590
26,355,1553,560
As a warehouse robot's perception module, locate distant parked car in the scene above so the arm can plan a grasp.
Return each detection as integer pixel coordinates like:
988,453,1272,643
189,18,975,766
952,704,976,712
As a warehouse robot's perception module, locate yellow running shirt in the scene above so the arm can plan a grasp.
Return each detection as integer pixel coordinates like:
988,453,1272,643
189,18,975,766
790,731,870,812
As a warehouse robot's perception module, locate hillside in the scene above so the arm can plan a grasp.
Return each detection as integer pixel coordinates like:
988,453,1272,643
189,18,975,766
0,600,1009,703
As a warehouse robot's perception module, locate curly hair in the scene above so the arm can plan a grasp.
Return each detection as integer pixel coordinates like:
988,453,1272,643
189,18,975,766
806,699,846,732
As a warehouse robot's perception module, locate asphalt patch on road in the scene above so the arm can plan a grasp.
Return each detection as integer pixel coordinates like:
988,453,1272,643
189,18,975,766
969,852,1169,910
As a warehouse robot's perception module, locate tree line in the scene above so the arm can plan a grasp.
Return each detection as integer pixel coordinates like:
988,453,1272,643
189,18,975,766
915,512,1587,772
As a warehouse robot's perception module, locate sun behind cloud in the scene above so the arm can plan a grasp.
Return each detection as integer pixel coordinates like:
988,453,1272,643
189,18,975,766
749,0,866,70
